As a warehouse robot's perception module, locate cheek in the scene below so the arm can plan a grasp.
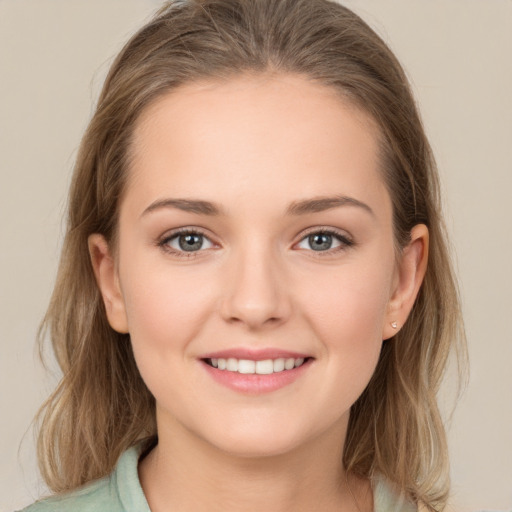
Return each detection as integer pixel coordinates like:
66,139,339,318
118,259,219,414
302,259,392,337
297,256,394,391
118,254,215,358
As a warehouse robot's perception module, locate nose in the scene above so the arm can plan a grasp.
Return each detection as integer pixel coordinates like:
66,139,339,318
220,243,292,330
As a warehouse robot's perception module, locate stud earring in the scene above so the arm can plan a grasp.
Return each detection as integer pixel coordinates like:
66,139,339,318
391,321,398,329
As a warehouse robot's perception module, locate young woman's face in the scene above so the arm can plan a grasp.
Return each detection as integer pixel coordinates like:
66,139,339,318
96,74,414,457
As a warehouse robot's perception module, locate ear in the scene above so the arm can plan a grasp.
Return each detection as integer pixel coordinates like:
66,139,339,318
382,224,429,340
88,234,129,334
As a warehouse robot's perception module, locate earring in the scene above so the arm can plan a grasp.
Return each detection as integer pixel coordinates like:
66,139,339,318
391,321,398,329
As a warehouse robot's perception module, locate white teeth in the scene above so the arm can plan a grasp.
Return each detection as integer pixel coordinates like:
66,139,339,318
211,357,308,374
238,359,255,374
226,358,238,371
284,358,295,370
255,359,274,374
273,358,285,372
294,357,304,368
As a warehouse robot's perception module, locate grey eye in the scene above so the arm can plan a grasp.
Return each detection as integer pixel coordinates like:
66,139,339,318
308,233,333,251
167,232,214,252
179,233,203,251
297,231,345,252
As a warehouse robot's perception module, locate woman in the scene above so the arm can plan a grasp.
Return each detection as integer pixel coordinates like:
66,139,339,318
20,0,466,510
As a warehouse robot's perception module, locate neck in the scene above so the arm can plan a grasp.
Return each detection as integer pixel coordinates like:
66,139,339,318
138,413,372,512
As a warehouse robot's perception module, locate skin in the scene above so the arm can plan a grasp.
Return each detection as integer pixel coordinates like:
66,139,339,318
89,73,428,512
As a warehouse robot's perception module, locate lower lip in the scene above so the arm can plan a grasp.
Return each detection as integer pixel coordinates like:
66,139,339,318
200,359,312,394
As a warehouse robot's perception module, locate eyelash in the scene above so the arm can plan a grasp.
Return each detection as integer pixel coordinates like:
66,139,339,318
297,228,354,257
157,227,354,259
157,227,214,259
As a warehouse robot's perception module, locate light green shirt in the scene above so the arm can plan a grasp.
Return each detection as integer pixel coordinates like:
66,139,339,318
20,444,416,512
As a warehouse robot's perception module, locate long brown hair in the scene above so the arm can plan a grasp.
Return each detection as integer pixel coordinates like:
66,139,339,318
36,1,466,509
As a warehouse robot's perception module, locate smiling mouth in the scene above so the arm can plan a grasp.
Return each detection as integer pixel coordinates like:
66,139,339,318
203,357,311,375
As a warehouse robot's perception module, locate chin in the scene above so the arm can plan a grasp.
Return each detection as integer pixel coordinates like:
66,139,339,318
196,413,334,461
212,432,306,460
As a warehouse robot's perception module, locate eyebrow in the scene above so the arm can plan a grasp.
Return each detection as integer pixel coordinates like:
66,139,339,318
286,195,374,217
141,195,374,218
141,198,222,217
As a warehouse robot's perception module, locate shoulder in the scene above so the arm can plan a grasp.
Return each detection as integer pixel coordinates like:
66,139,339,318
17,473,121,512
373,474,417,512
16,475,116,512
17,444,151,512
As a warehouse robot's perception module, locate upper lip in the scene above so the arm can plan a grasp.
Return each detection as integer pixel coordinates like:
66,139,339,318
199,348,312,360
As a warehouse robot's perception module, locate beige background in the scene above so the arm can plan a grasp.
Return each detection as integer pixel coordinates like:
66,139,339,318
1,1,511,511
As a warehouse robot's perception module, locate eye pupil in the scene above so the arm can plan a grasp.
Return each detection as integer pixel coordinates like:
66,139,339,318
309,233,332,251
179,234,203,251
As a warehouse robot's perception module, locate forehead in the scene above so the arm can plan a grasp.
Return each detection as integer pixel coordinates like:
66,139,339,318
126,73,389,218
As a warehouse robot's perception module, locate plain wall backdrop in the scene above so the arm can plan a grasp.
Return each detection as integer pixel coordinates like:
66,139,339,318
1,1,511,511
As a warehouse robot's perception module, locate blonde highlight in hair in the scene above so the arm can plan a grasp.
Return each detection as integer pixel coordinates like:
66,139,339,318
36,0,466,509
